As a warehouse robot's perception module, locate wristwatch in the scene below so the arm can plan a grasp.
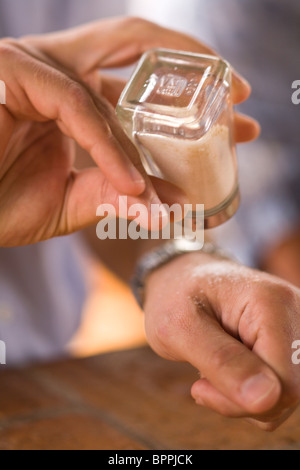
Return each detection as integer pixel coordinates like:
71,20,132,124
131,239,233,309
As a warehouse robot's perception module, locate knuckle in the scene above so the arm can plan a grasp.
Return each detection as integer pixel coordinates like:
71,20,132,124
65,80,91,110
276,284,299,308
123,16,150,30
260,279,297,303
120,16,159,52
98,176,109,206
145,310,172,350
252,277,300,313
0,37,18,48
0,38,20,60
99,178,119,208
145,309,188,361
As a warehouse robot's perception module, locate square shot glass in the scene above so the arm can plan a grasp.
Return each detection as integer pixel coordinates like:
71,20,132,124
117,48,240,229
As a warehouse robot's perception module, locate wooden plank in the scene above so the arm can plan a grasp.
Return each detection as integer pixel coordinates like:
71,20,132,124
0,369,66,421
0,411,146,450
30,347,300,450
1,347,300,450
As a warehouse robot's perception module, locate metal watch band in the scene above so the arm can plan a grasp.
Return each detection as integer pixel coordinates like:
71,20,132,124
131,239,233,310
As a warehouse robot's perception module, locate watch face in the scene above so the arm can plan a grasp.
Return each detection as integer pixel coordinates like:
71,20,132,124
174,238,204,252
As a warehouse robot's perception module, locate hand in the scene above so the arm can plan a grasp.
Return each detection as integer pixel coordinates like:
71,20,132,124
0,37,161,246
144,252,300,430
0,17,259,247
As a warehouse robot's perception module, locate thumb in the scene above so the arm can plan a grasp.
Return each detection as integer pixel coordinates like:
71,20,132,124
183,311,281,415
58,168,187,235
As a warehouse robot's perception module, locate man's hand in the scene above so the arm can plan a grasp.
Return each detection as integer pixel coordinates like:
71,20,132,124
144,252,300,430
0,17,259,247
0,37,162,246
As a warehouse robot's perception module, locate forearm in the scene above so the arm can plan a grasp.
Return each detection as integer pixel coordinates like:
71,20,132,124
83,226,163,282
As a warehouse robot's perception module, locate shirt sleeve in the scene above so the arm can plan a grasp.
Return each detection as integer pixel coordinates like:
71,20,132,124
0,234,88,366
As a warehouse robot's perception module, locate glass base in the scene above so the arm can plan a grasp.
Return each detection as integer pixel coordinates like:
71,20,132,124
204,185,240,229
185,185,240,230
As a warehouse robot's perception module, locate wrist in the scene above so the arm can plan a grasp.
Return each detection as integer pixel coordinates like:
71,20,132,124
147,250,213,280
131,240,234,310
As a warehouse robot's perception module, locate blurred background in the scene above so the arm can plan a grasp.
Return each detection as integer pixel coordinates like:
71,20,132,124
0,0,299,365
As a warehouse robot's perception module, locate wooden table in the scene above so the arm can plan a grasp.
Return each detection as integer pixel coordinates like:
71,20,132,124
0,347,299,450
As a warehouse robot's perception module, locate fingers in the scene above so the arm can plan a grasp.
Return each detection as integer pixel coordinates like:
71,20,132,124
98,74,260,147
192,378,248,418
191,378,294,431
190,276,300,425
39,79,146,197
150,176,188,207
246,407,296,432
22,17,216,72
192,378,293,425
98,75,260,145
234,113,261,143
231,73,251,105
97,18,251,105
23,17,252,105
98,74,259,145
238,282,300,411
183,310,281,415
5,45,163,201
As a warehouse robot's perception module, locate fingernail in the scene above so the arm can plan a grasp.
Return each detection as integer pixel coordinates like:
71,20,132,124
241,373,278,406
195,397,204,406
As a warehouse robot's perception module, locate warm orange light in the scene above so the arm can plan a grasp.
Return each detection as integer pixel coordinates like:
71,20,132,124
68,257,146,358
